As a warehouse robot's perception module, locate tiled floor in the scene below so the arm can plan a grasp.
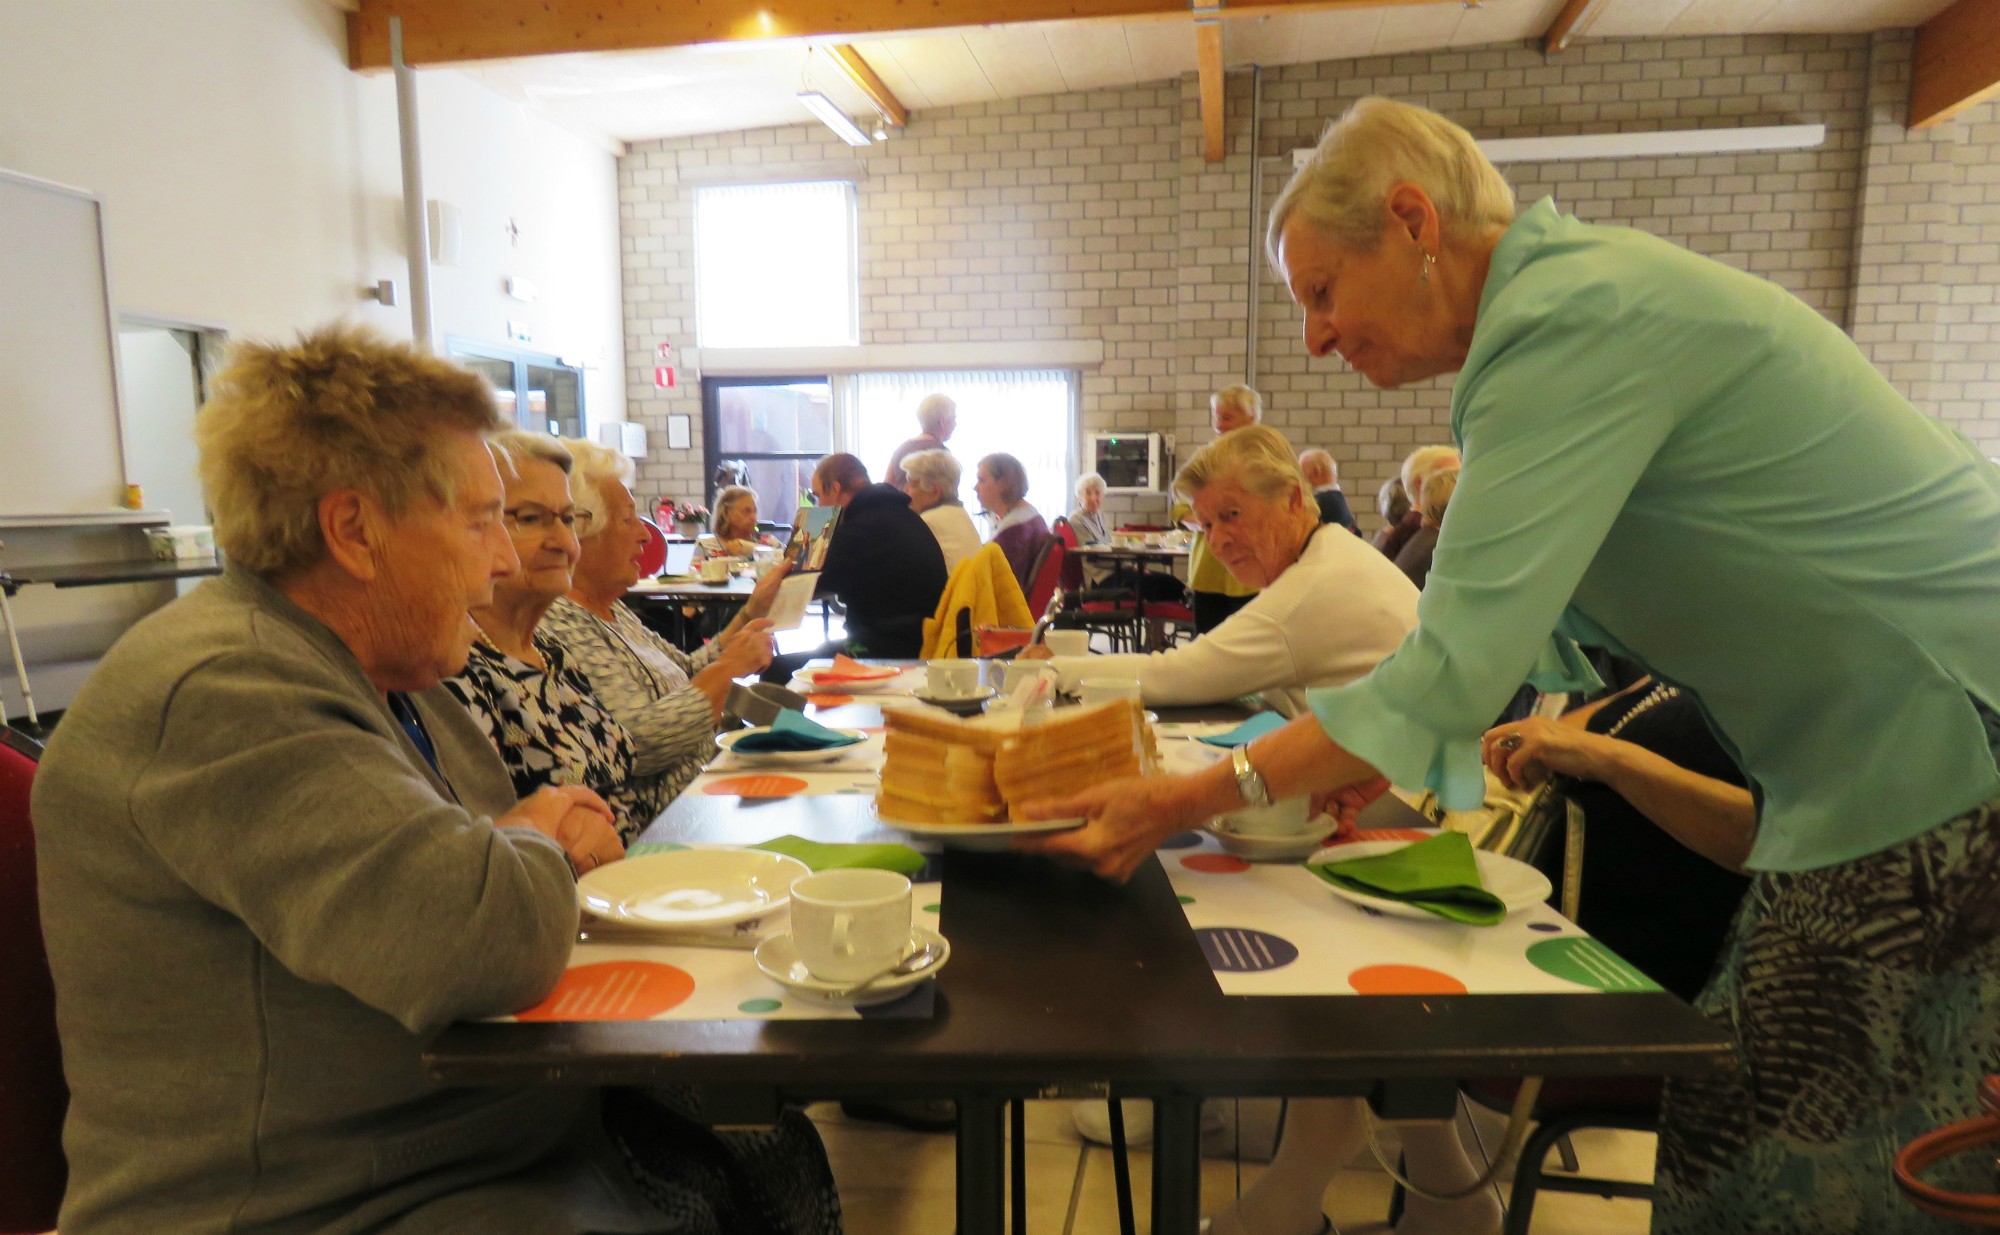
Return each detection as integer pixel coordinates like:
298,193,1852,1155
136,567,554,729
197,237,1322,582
811,1099,1655,1234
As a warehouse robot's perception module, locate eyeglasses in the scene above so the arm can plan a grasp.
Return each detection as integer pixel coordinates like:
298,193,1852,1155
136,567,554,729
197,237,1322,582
503,504,594,535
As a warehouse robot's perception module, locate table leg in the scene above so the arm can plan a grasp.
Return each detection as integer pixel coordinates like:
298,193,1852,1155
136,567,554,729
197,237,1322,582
957,1094,1006,1235
1151,1093,1202,1235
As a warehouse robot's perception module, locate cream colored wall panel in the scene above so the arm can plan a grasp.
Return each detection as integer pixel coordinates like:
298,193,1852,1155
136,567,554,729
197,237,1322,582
1751,0,1950,32
1448,0,1549,46
1123,20,1200,81
1049,21,1139,92
871,32,998,107
1373,2,1468,53
1226,14,1306,67
848,38,938,111
1291,9,1387,64
961,26,1068,99
1588,0,1699,39
1664,0,1785,35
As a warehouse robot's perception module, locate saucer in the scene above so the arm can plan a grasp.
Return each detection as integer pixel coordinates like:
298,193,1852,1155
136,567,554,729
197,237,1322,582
753,925,951,1007
913,686,995,715
1204,820,1335,863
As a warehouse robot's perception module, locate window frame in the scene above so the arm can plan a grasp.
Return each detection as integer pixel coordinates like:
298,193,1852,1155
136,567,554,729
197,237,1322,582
444,336,587,437
701,374,836,527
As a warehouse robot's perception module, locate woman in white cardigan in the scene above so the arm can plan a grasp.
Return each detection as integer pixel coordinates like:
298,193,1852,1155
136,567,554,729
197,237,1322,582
900,447,983,573
1028,424,1419,717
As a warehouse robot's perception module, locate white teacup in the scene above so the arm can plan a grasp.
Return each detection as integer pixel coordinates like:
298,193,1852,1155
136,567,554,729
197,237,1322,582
926,658,982,699
789,869,913,983
1078,676,1143,709
998,661,1052,693
697,557,730,584
1212,795,1317,838
1043,630,1090,658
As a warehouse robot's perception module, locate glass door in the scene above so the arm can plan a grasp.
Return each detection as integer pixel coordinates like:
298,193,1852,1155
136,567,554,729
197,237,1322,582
701,377,833,531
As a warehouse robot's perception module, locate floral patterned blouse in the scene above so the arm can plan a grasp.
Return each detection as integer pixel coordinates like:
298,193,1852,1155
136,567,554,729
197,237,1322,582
443,631,669,843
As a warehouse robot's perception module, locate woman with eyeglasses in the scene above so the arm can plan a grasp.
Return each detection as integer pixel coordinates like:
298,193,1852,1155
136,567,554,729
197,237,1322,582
442,431,667,841
542,436,789,810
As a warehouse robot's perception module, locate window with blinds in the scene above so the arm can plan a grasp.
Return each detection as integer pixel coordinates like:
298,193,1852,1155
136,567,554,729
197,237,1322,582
693,181,858,349
852,370,1076,525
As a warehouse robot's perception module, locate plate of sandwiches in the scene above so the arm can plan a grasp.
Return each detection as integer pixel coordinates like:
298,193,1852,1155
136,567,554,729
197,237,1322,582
871,699,1158,850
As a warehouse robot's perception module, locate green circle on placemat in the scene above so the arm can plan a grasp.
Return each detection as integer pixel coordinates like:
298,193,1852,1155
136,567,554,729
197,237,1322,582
923,903,942,914
626,841,690,857
1178,895,1196,905
1526,937,1660,993
738,998,783,1014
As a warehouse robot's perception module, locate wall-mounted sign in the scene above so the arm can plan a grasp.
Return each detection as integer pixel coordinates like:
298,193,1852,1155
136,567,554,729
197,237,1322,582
654,366,675,389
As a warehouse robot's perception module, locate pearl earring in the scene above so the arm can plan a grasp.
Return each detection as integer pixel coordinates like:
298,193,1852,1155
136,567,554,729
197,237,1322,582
1420,250,1437,283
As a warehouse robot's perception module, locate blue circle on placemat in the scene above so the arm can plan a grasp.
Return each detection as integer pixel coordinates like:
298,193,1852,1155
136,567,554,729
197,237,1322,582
1528,921,1564,933
1158,830,1205,850
1196,926,1298,973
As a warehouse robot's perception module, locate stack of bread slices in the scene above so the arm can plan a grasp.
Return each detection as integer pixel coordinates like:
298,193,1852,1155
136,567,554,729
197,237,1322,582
877,699,1157,824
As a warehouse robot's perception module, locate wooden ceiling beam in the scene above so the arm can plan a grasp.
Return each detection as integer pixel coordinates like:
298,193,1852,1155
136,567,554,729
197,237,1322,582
346,0,1446,71
824,45,907,128
1541,0,1609,55
1196,17,1225,162
1909,0,2000,129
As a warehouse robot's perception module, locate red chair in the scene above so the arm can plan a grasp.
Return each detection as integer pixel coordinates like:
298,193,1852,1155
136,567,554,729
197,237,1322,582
0,726,66,1233
1051,519,1144,650
1022,532,1065,621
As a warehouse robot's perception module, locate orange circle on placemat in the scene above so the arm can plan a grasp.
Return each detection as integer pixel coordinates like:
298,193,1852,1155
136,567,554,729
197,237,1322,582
806,693,854,708
702,774,809,797
515,961,695,1021
1347,964,1468,996
1181,853,1252,874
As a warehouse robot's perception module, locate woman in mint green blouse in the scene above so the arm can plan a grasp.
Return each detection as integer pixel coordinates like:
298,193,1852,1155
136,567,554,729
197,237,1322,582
1027,97,2000,1234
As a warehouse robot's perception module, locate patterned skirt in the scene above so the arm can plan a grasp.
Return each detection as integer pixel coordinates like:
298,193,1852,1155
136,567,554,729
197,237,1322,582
604,1087,843,1234
1654,796,2000,1234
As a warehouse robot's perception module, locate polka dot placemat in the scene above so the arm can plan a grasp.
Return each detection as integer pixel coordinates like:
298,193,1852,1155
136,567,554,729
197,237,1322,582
516,961,695,1021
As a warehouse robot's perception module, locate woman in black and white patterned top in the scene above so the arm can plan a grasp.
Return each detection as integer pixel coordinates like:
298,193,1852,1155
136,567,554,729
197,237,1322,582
542,437,785,805
439,432,665,841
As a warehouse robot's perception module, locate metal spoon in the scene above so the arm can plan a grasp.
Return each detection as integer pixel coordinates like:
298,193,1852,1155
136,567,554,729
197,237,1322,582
825,940,943,999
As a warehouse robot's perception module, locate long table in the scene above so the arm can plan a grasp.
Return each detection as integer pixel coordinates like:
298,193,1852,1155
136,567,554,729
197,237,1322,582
425,681,1733,1234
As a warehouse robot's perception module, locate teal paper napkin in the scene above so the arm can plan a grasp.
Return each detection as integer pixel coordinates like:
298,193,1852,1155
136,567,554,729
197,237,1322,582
731,708,863,753
1197,711,1289,747
1312,832,1506,926
750,835,926,875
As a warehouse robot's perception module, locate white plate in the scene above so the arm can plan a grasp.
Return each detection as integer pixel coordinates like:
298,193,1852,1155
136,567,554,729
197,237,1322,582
793,666,906,694
715,726,869,766
1307,839,1553,920
577,849,811,929
753,925,951,1007
1205,818,1336,863
873,807,1085,851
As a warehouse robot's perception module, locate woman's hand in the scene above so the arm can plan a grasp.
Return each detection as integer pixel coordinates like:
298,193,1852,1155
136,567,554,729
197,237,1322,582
741,560,791,621
1480,716,1612,791
1308,774,1392,830
501,785,625,875
715,619,775,675
1013,773,1217,883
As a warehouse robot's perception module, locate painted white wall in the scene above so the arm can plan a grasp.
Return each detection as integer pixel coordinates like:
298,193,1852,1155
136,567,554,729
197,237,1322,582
0,0,626,718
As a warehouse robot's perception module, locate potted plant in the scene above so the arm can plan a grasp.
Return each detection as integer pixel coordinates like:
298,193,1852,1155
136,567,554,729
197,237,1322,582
672,500,710,539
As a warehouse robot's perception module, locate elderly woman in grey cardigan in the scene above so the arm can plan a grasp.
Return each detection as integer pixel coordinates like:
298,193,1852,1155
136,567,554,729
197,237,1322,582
540,438,782,802
31,327,835,1235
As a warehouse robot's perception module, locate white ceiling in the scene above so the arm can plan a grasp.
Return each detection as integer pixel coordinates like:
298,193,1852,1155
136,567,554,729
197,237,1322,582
454,0,1957,147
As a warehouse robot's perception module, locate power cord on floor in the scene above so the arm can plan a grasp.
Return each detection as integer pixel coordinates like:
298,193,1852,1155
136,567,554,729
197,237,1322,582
1361,1078,1543,1203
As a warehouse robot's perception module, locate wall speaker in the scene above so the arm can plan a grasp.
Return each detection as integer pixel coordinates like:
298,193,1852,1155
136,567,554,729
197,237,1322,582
426,199,462,267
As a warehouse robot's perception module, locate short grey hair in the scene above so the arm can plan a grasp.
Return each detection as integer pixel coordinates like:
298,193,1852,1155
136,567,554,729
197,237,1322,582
1266,96,1516,270
1297,448,1337,487
490,430,573,477
901,449,962,502
1075,471,1106,500
560,436,636,538
916,393,957,435
1175,424,1311,508
1401,444,1460,501
1211,384,1263,423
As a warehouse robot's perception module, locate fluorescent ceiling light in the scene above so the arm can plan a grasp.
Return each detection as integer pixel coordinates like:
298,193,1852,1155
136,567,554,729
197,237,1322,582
1291,123,1827,169
797,91,871,146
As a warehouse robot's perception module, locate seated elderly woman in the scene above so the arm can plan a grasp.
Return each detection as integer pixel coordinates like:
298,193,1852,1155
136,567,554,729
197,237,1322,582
541,438,782,803
1069,471,1111,545
900,447,981,572
1027,425,1419,717
699,483,777,560
29,327,833,1233
444,431,668,842
974,451,1050,588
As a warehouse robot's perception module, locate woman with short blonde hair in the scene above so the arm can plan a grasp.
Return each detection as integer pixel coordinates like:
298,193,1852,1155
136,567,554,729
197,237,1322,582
902,449,980,572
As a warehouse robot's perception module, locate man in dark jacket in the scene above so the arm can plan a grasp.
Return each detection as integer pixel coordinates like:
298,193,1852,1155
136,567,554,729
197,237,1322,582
1298,448,1360,535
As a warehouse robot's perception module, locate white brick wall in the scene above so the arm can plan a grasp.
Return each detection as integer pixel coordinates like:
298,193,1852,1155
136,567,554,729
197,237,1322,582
617,31,2000,528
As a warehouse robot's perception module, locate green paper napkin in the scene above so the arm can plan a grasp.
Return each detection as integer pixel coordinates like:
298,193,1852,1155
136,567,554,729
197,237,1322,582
1312,832,1506,926
732,708,864,753
750,834,926,875
1197,711,1288,747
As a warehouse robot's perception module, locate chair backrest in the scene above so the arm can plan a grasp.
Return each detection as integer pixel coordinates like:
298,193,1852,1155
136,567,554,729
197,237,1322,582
0,726,68,1233
1023,533,1064,621
1050,517,1086,594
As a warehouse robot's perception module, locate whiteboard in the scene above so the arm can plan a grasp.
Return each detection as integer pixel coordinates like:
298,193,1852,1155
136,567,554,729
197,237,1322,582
0,169,130,518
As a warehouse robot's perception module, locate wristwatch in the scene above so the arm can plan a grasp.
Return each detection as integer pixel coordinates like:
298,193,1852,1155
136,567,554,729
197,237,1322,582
1231,744,1271,808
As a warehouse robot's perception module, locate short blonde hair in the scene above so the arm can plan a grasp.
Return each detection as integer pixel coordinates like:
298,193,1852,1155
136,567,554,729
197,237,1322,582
1074,471,1106,500
561,436,636,538
1210,384,1263,423
916,393,957,435
713,485,758,537
1421,468,1458,525
491,430,573,477
195,324,503,578
1175,424,1311,508
1266,96,1516,270
1401,444,1460,500
902,449,962,501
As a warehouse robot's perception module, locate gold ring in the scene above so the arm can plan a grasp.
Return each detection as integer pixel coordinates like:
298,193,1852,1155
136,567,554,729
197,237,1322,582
1497,734,1522,751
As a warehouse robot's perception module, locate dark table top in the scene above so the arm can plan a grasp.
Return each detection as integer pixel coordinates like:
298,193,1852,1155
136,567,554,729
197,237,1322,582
0,556,224,592
425,691,1734,1099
